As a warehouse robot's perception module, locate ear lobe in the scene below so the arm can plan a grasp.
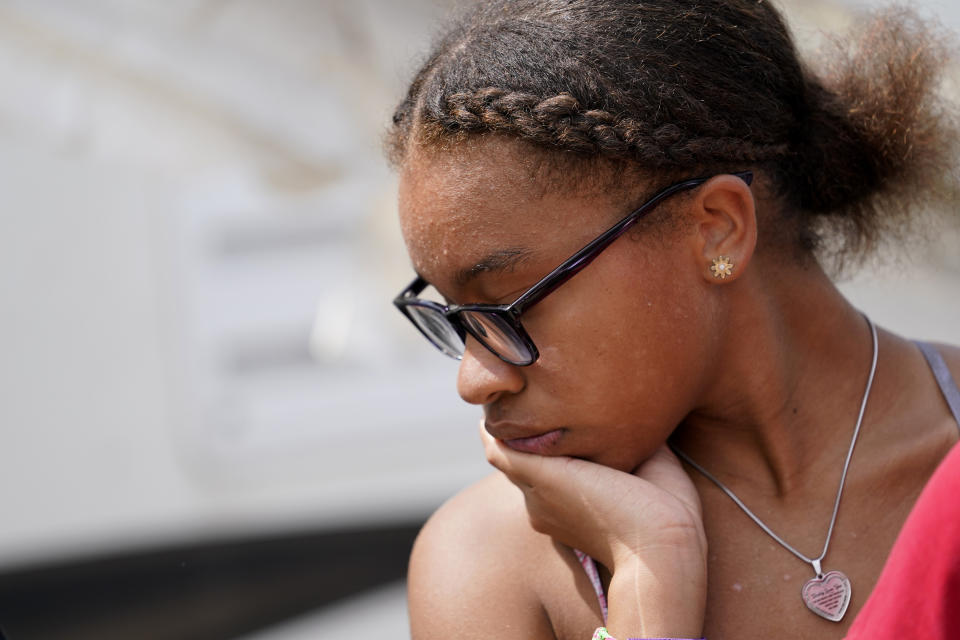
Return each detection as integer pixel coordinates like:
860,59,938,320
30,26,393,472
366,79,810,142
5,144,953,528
690,174,758,284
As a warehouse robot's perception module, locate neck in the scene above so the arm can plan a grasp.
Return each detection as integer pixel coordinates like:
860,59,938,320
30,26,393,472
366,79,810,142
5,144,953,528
670,260,877,499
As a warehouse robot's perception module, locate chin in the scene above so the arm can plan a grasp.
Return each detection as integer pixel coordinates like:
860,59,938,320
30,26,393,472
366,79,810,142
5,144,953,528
590,443,662,473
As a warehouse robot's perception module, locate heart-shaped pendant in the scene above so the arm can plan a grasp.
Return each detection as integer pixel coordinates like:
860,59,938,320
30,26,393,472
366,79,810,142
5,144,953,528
801,570,851,622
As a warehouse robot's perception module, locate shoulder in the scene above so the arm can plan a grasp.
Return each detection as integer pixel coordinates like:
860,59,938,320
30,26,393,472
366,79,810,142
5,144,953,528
929,341,960,378
410,471,542,574
917,340,960,414
408,472,559,639
895,337,960,522
916,339,960,373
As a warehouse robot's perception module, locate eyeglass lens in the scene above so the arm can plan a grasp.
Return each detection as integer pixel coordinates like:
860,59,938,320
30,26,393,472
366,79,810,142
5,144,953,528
459,310,532,364
406,305,465,359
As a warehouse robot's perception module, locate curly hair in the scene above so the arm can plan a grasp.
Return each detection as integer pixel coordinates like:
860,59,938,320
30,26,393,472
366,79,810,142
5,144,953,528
387,1,959,268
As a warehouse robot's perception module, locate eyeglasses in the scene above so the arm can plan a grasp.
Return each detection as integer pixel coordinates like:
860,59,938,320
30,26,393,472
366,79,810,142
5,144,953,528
393,171,753,366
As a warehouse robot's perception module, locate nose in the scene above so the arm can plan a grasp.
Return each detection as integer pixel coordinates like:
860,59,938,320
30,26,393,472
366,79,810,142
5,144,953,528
456,338,525,405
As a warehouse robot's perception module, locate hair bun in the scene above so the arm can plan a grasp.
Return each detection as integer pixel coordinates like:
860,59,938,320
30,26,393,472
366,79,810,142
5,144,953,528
789,8,959,261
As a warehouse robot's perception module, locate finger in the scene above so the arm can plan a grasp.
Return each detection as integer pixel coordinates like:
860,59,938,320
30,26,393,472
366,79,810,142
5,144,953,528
634,444,702,517
478,419,553,487
478,420,611,494
633,444,685,486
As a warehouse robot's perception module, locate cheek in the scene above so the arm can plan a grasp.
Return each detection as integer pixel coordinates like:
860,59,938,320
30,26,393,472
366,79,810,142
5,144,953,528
531,250,712,413
550,259,703,360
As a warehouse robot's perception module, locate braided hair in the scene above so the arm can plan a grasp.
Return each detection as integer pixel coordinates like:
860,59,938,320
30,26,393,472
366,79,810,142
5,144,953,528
387,1,958,268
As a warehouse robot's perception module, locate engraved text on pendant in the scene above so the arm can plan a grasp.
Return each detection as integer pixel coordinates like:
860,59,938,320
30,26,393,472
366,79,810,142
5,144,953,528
801,570,851,622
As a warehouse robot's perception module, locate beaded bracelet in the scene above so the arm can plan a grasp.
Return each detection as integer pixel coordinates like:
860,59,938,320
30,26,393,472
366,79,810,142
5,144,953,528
592,627,706,640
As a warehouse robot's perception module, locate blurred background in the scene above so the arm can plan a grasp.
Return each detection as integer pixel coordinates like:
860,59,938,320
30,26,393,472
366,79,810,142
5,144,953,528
0,0,957,638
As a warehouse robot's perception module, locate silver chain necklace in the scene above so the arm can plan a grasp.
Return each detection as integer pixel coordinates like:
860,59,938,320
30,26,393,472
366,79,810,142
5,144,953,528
670,315,878,622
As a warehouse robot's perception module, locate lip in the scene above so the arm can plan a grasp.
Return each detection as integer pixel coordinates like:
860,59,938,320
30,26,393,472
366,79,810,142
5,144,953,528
485,421,565,455
503,429,564,454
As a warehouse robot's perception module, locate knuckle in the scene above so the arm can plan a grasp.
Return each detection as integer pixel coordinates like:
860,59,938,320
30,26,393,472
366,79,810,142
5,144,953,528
526,512,551,534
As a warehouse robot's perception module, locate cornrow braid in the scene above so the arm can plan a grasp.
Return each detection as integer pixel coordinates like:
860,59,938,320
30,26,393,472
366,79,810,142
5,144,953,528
432,88,789,167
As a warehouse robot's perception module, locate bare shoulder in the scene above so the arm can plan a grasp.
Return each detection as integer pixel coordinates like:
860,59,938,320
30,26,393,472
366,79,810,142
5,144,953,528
408,472,558,639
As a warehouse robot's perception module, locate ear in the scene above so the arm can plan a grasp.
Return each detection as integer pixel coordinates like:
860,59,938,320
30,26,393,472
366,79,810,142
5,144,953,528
687,174,757,284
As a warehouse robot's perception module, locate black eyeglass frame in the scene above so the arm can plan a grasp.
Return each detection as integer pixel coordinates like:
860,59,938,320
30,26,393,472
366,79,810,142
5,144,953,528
393,171,753,366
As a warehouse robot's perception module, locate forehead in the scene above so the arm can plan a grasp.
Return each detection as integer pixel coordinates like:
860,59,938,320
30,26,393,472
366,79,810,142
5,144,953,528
397,138,619,287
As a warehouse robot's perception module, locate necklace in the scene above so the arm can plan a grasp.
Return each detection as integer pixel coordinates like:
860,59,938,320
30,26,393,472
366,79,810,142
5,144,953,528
671,315,878,623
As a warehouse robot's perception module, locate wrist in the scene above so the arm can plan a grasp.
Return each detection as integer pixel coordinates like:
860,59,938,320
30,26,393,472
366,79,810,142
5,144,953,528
609,518,707,572
605,550,707,639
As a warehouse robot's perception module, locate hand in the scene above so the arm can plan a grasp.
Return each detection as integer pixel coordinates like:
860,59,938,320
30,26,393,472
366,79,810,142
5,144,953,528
479,421,704,569
480,422,708,638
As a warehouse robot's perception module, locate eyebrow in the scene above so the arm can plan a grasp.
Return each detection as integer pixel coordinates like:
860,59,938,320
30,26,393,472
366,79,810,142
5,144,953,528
454,247,534,286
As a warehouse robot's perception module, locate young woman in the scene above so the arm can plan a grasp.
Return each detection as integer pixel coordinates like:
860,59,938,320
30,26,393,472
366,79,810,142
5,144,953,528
386,1,960,638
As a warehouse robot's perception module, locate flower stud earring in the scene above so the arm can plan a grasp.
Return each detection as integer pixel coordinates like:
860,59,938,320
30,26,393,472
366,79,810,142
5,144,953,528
710,255,734,279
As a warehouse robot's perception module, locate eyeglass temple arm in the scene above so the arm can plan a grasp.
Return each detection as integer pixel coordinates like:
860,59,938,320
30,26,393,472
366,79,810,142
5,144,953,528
393,172,752,314
510,171,752,314
393,275,428,306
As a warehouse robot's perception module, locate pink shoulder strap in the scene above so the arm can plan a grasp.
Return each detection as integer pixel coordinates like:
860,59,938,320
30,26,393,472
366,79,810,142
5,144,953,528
574,549,608,622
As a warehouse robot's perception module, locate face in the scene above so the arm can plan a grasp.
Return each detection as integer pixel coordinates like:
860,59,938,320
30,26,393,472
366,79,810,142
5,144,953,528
398,138,719,471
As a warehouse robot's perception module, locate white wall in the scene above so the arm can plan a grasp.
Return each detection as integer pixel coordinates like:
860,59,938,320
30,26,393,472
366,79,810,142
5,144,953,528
0,0,485,569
